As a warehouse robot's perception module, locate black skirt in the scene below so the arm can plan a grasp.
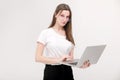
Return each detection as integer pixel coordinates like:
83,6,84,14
43,64,74,80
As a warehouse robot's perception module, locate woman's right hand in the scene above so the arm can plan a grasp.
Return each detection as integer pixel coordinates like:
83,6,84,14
59,55,70,62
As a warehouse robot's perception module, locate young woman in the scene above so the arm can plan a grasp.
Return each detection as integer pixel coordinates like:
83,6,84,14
35,3,90,80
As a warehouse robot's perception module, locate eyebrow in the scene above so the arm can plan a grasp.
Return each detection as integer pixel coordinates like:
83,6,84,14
58,10,70,17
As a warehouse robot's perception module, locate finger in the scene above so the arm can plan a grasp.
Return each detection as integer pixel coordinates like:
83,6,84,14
85,62,90,67
63,58,67,61
87,60,89,62
86,60,90,64
83,61,87,65
80,65,86,69
84,62,89,67
88,62,90,66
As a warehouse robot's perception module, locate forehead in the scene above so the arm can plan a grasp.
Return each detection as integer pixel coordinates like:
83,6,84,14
58,10,70,16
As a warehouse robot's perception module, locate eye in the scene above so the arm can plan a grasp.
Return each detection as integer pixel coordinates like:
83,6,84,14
60,14,64,17
66,16,69,19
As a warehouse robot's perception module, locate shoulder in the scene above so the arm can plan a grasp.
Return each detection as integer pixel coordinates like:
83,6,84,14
41,28,52,32
41,28,50,32
40,28,52,34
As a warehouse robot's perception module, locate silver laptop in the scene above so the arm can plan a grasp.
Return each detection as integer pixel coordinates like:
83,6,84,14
60,45,106,67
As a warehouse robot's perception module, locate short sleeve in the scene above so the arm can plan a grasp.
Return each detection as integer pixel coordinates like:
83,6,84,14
37,30,48,45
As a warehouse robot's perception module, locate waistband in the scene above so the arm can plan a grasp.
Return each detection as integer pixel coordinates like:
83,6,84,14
45,64,70,68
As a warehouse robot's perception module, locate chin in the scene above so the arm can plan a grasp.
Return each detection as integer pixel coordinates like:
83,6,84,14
60,24,66,27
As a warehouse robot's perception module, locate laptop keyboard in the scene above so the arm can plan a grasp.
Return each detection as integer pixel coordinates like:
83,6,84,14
68,62,78,65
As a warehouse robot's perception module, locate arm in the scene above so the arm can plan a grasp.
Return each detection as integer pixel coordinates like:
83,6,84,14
35,42,68,64
68,47,74,60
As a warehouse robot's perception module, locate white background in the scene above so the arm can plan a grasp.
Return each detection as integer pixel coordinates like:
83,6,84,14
0,0,120,80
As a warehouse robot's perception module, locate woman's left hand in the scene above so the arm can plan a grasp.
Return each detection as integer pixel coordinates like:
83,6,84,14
80,60,91,69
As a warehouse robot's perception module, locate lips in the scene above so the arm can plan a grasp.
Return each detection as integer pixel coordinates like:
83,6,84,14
62,22,66,24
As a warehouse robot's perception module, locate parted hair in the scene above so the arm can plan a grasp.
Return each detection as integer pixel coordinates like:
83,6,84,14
49,3,75,45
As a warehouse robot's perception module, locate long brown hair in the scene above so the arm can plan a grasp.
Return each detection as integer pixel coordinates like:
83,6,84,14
48,3,75,45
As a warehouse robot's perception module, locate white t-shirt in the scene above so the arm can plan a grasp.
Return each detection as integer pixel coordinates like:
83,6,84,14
37,28,74,58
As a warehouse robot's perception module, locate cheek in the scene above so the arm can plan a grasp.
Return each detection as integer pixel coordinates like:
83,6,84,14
56,17,62,23
58,16,63,20
66,18,69,22
56,18,60,23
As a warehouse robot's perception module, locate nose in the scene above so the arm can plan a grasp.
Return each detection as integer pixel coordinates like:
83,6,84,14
63,17,69,22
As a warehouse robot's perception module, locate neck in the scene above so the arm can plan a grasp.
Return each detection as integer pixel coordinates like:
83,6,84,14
52,23,64,31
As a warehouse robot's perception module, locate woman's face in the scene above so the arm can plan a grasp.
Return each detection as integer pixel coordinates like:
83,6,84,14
55,10,70,27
